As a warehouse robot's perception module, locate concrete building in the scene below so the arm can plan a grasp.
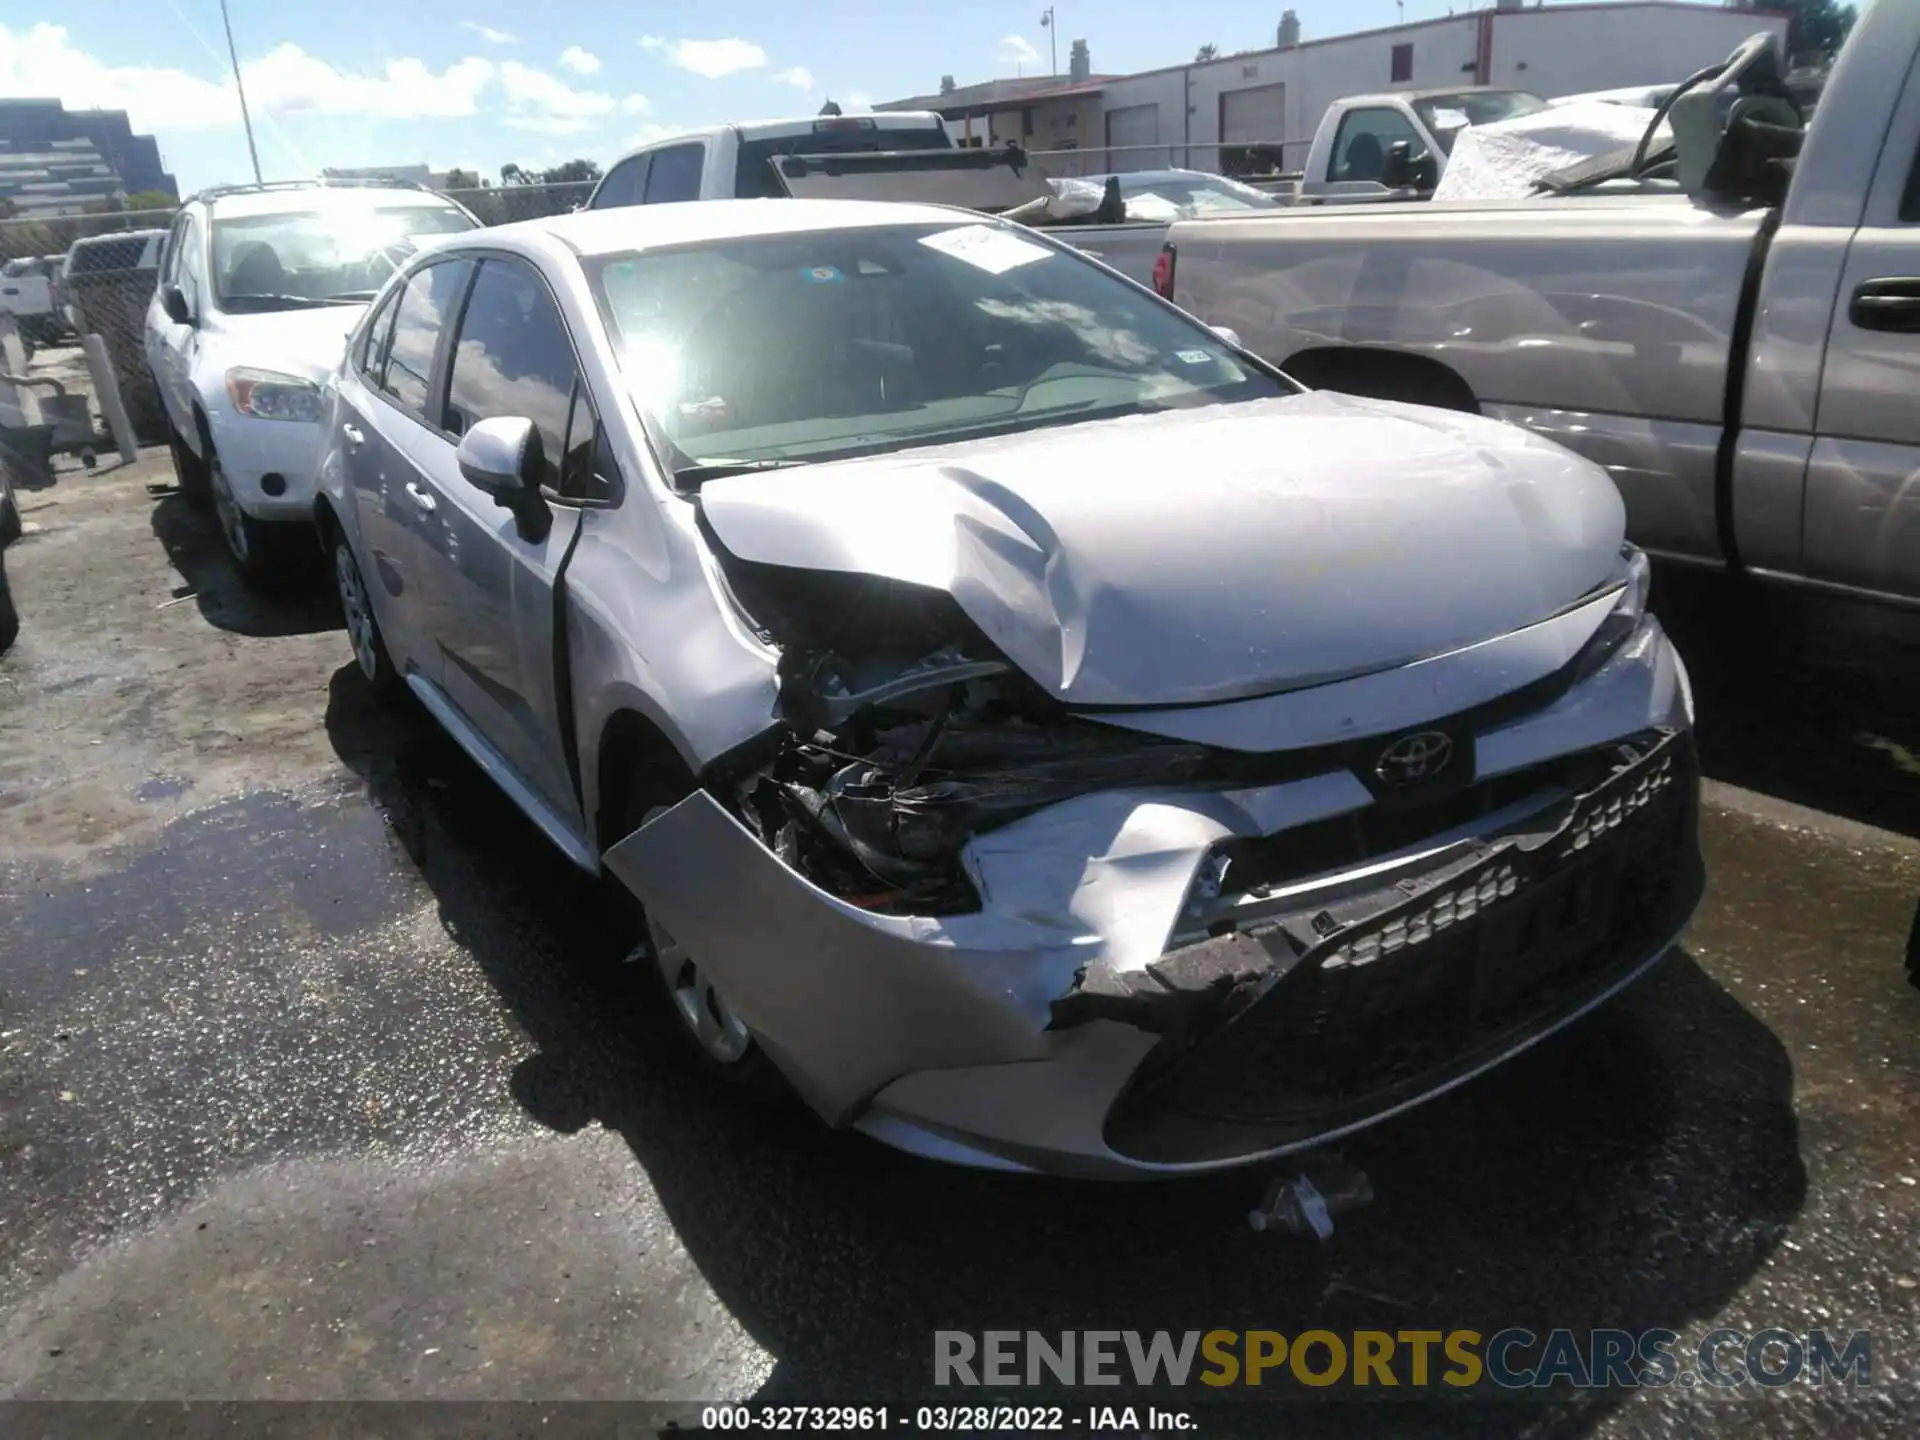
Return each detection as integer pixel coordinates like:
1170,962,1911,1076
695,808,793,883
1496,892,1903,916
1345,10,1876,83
879,39,1112,159
882,2,1791,176
0,98,176,216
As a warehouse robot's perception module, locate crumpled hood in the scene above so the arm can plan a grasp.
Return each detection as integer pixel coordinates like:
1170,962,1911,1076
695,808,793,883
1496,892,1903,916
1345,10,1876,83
205,305,364,385
699,391,1627,708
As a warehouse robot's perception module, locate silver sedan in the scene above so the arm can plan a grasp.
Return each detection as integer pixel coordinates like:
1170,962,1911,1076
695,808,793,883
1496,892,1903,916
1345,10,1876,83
316,197,1702,1178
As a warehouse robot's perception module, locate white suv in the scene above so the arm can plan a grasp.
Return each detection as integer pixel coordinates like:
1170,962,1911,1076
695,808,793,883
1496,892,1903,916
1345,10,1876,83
143,181,477,580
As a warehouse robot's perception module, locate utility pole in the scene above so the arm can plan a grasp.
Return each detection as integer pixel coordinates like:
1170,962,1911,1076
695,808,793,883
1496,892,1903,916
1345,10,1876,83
1040,7,1057,76
220,0,264,184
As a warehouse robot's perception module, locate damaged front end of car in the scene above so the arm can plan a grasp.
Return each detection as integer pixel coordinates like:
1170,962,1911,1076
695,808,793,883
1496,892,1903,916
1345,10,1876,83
603,534,1704,1179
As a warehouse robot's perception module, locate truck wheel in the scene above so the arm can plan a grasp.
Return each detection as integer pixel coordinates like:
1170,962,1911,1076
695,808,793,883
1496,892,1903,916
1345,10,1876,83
618,775,786,1101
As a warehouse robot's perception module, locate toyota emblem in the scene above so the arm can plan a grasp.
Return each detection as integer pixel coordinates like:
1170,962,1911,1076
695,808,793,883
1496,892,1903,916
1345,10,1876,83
1374,730,1454,786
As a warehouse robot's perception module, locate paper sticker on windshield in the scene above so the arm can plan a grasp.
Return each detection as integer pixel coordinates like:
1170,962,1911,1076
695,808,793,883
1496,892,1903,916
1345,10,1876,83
918,224,1051,275
1176,349,1212,365
801,265,843,283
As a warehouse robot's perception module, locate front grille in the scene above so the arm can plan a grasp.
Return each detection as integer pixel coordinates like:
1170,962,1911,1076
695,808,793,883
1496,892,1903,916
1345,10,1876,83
1215,742,1625,896
1106,730,1702,1165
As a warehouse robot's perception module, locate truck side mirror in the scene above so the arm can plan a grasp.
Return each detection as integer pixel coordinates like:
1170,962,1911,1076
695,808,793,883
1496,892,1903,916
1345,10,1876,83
1381,140,1436,192
162,284,193,327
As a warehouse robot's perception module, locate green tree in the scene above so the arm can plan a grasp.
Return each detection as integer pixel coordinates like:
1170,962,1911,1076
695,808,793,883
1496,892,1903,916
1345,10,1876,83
1195,43,1219,62
500,163,531,186
123,190,177,211
537,158,601,184
442,167,480,191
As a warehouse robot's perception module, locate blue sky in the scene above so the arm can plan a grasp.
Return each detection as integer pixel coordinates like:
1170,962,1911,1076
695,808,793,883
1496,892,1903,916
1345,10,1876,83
4,1,1728,193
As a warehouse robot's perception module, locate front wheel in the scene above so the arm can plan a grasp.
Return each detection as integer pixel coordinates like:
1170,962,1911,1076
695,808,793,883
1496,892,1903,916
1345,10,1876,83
332,538,402,702
624,786,785,1099
207,443,280,584
167,419,212,511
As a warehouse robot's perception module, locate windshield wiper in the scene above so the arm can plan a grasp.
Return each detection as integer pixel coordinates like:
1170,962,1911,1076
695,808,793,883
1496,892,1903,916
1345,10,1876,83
672,458,809,486
220,293,365,312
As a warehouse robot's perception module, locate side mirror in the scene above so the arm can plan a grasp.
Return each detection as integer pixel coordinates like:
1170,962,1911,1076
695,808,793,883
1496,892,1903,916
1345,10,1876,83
162,284,193,326
1209,324,1242,349
456,415,551,540
1380,140,1434,191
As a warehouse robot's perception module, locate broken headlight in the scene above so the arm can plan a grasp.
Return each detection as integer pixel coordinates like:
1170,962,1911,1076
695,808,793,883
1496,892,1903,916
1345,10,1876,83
1569,544,1652,683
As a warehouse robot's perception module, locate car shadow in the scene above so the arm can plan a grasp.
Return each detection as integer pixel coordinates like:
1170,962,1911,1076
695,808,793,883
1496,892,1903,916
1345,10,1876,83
148,491,337,639
1652,566,1920,840
323,663,1807,1436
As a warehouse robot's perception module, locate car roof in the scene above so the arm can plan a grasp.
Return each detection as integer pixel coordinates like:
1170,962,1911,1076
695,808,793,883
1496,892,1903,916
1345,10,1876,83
469,198,990,261
608,111,946,156
68,228,167,250
202,186,469,219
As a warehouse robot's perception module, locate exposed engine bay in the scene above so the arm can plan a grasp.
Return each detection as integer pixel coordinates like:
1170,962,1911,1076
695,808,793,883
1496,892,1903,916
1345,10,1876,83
711,551,1221,913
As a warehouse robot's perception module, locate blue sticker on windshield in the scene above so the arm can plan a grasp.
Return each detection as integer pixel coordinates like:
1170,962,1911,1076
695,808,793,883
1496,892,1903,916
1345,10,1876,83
802,265,843,283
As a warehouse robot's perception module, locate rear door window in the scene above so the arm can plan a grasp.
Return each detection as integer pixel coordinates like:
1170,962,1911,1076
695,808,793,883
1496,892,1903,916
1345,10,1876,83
643,144,706,203
591,154,650,210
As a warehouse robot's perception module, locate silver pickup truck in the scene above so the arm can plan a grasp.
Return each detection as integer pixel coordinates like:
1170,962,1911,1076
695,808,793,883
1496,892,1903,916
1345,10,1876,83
1159,8,1920,609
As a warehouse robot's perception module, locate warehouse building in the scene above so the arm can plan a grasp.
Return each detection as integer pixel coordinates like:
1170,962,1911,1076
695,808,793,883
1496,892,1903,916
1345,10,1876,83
881,1,1790,176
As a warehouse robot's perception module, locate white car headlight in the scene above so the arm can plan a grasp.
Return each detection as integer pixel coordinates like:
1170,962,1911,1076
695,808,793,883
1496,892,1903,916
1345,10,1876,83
226,367,323,424
1572,544,1654,681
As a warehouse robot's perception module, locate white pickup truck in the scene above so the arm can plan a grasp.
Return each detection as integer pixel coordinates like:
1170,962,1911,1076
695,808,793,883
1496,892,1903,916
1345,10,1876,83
1159,13,1920,609
579,111,1183,288
1261,87,1551,205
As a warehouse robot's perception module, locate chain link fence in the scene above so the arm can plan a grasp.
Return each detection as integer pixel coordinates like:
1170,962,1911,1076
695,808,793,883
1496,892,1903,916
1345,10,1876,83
2,211,174,448
441,180,596,224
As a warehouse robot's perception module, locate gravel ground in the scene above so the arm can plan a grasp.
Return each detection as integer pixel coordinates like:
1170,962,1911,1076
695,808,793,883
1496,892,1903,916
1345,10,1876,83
0,413,1916,1436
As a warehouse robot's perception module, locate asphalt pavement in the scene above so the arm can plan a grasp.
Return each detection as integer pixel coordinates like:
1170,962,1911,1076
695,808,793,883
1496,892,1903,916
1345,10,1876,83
0,446,1916,1436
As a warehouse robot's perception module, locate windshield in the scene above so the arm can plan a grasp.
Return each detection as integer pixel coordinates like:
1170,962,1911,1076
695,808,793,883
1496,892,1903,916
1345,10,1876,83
211,203,476,310
1413,90,1549,153
589,222,1286,478
1115,174,1282,221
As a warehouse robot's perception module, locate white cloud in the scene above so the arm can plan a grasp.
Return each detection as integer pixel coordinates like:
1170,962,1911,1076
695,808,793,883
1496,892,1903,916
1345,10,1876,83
845,91,874,113
461,22,517,45
248,45,496,121
623,122,684,150
995,34,1041,68
0,25,641,140
498,60,645,134
639,36,768,79
558,46,600,76
1,21,236,129
770,66,815,91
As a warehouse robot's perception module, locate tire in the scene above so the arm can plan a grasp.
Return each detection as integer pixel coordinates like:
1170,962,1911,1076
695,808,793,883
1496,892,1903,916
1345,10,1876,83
206,440,282,585
619,774,786,1100
331,538,403,703
0,557,17,656
168,420,212,511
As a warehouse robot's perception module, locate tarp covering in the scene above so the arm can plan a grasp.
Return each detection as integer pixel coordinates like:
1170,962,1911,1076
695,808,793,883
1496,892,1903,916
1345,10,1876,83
1433,101,1669,202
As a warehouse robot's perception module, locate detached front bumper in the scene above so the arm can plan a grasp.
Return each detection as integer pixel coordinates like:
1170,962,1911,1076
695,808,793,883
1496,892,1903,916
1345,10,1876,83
605,619,1703,1179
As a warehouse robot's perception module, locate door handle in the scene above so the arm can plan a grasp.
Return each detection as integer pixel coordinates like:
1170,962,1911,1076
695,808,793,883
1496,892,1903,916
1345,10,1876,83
342,423,365,445
1849,278,1920,333
404,482,437,514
